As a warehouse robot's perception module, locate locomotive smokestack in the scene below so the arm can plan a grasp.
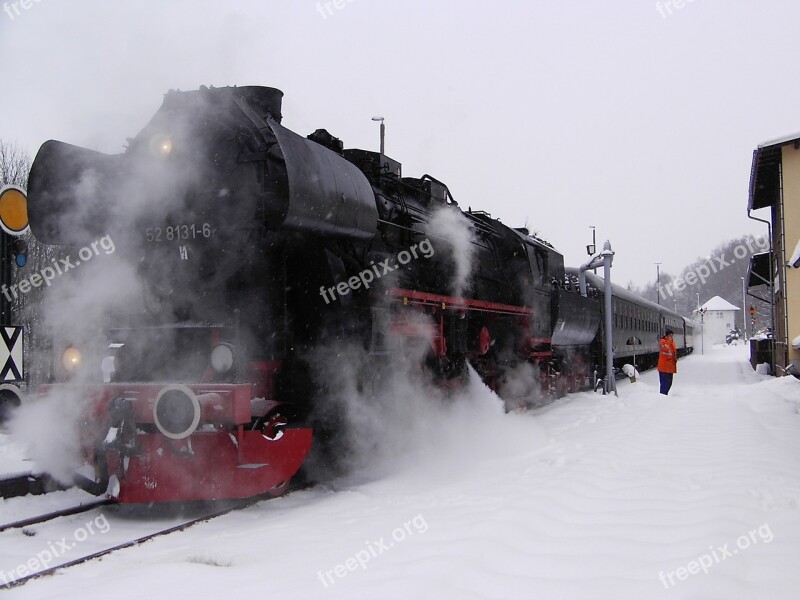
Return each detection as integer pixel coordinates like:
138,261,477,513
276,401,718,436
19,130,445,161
229,86,284,123
166,86,284,123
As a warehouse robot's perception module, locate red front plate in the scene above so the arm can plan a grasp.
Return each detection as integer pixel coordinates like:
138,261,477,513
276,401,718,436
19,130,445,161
38,383,313,503
107,429,313,503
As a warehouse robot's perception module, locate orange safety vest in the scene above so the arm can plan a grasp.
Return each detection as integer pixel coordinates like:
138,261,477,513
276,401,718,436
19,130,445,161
658,336,677,373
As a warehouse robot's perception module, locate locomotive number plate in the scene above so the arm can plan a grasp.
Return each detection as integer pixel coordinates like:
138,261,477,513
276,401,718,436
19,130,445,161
145,223,214,242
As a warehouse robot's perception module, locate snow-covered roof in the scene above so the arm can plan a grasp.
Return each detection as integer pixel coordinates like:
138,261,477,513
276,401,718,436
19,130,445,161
758,131,800,149
699,296,740,312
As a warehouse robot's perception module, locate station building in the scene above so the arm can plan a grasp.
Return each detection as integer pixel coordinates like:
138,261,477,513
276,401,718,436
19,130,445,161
748,134,800,377
695,296,740,346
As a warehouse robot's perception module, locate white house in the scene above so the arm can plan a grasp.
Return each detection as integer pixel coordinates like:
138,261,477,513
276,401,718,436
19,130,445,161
695,296,741,345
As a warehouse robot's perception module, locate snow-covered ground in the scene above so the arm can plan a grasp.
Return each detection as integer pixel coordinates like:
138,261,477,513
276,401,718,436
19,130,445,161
0,431,34,480
2,344,799,599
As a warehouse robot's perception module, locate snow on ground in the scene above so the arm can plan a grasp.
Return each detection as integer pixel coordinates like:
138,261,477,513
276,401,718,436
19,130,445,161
0,430,34,479
2,344,800,599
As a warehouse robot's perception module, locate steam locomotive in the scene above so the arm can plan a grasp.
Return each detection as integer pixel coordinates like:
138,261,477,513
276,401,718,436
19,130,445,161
23,86,691,502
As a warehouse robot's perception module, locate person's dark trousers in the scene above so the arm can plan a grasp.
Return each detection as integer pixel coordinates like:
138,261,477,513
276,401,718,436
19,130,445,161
659,371,673,395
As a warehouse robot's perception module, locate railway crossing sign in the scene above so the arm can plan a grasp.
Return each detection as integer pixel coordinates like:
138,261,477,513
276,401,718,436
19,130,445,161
0,326,23,382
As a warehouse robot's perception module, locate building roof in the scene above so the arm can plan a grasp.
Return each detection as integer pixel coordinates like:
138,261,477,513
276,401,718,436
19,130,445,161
750,133,800,211
758,132,800,149
699,296,740,312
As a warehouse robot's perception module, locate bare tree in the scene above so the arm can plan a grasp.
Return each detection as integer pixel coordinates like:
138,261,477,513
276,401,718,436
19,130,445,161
0,140,31,189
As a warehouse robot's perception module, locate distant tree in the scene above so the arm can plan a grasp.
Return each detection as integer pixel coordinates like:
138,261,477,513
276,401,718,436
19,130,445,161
636,235,771,331
0,140,31,188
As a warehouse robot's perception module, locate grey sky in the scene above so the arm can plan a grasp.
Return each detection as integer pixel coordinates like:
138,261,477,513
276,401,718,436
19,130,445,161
0,0,794,287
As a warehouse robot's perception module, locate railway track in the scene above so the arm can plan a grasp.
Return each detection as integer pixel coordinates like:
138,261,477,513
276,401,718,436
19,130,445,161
0,500,250,590
0,481,310,590
0,498,112,533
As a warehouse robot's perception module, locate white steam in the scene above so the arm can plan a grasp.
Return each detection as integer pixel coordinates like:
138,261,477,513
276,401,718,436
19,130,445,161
496,361,543,411
427,207,477,298
304,308,534,484
9,387,90,484
10,246,142,483
10,100,214,483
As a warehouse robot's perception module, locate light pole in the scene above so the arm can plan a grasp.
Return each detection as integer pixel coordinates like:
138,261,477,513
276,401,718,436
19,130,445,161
655,262,662,306
741,276,748,341
371,116,385,155
698,307,706,355
589,226,596,273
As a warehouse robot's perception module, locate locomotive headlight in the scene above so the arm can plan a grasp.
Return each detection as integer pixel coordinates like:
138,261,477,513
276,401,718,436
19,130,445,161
61,346,82,372
148,133,173,158
210,343,234,374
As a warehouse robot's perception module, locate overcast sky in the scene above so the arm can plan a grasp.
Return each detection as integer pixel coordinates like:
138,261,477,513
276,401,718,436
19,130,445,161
0,0,796,287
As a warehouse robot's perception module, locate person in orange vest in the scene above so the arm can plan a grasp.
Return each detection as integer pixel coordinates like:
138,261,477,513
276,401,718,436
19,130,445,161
658,328,677,395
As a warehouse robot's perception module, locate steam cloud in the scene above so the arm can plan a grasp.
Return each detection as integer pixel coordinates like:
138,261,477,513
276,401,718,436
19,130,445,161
302,305,543,485
427,207,477,298
9,94,223,483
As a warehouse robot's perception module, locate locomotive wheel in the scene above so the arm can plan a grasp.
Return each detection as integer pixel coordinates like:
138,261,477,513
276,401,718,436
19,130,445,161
256,411,288,441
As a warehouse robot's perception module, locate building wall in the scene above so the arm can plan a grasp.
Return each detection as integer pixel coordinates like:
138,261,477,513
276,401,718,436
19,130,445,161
701,310,738,345
779,146,800,370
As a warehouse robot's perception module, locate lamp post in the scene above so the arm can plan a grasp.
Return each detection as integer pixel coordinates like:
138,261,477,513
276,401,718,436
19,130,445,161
371,116,385,155
698,307,706,355
741,276,748,341
655,262,662,306
589,226,596,273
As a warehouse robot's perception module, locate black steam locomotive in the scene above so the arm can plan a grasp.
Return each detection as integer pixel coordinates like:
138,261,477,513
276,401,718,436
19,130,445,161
24,86,690,502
